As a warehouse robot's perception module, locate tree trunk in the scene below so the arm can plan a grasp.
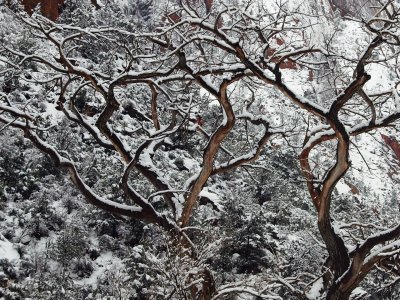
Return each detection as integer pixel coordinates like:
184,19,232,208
326,287,351,300
318,216,350,279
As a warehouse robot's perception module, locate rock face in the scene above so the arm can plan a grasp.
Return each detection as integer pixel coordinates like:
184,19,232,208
328,0,375,17
21,0,65,21
382,134,400,161
10,0,99,21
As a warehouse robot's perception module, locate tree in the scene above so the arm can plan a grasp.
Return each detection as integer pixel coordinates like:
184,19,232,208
1,0,400,299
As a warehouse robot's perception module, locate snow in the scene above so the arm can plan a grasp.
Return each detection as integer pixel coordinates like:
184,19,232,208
302,129,335,150
364,232,400,264
336,180,351,194
195,34,235,52
184,172,201,190
350,287,367,299
183,157,198,171
199,189,223,211
43,102,65,121
364,63,394,93
393,87,400,111
348,133,389,202
1,1,400,298
201,75,219,94
0,234,19,261
75,251,123,287
306,277,323,300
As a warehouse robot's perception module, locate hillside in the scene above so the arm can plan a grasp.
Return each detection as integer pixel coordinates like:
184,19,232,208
0,1,399,299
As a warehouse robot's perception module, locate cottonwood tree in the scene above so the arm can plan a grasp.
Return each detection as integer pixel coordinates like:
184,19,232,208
1,0,400,299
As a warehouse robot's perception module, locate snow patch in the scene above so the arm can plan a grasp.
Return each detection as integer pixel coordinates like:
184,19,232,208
350,287,367,299
0,234,19,261
306,277,324,299
336,180,351,194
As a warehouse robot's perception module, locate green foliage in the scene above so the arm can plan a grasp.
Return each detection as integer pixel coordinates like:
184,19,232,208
51,225,87,268
213,201,277,274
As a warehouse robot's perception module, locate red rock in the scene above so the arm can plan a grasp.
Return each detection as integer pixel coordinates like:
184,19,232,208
381,134,400,161
21,0,65,21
